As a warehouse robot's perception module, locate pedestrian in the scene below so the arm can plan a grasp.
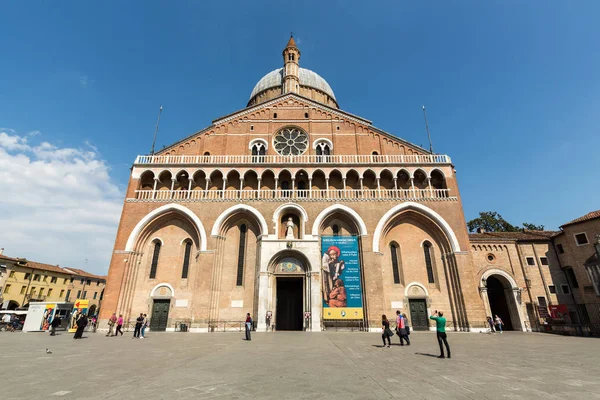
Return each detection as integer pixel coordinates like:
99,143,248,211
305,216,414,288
141,314,149,338
402,313,411,339
107,313,117,337
494,315,503,333
487,316,496,334
266,311,272,332
133,313,144,338
50,315,61,336
91,315,98,333
430,310,450,359
115,314,124,336
381,314,393,348
73,313,88,339
245,313,252,340
395,310,410,346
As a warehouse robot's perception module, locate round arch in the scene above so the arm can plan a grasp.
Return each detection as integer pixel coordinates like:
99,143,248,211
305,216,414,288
125,204,207,252
211,204,269,237
404,282,429,297
150,282,176,298
372,202,461,253
273,203,308,237
311,204,368,236
480,269,518,289
267,249,312,273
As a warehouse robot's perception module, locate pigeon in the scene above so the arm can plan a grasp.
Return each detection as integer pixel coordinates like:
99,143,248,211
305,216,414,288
45,348,52,354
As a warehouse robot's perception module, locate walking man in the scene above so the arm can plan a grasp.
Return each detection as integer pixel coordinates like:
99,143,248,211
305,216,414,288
140,314,148,338
494,315,503,333
50,315,61,336
106,313,117,337
115,314,124,336
73,313,88,339
430,310,450,359
395,310,410,346
133,313,144,338
487,316,496,334
245,313,252,341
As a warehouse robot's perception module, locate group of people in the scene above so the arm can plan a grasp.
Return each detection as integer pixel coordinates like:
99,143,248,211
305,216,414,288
106,313,125,336
105,312,148,338
487,315,504,333
381,309,451,359
1,313,23,331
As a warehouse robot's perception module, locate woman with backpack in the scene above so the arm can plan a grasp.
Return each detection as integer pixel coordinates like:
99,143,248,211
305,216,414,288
381,314,394,348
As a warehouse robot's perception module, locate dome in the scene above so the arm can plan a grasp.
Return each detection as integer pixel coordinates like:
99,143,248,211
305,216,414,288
249,67,337,102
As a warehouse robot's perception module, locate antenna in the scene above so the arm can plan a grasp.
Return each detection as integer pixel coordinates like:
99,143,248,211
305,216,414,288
422,105,433,154
150,105,163,155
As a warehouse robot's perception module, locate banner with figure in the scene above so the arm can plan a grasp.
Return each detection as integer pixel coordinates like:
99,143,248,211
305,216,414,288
321,236,364,319
68,299,89,332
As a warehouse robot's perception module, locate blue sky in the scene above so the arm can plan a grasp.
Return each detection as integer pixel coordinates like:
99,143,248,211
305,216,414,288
1,1,599,273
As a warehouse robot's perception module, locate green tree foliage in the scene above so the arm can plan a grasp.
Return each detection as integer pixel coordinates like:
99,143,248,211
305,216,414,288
467,211,544,233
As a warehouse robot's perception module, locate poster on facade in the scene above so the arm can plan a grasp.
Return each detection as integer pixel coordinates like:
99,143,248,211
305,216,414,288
321,236,364,319
40,303,56,331
549,304,568,319
68,299,89,332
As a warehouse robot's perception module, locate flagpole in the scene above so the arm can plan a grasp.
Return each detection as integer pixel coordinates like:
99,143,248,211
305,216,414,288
422,105,433,154
150,105,163,155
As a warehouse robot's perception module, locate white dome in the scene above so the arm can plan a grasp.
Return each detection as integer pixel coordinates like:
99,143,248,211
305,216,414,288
249,67,336,101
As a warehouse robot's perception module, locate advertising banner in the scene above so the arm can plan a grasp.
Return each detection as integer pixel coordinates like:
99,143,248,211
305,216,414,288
68,299,89,332
549,304,568,319
40,303,56,331
321,236,364,319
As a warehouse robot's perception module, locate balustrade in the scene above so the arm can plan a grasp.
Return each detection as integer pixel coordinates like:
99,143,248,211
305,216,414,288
134,154,451,165
131,188,454,202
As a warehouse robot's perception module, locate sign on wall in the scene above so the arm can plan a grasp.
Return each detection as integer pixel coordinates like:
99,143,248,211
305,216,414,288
68,299,89,332
321,236,364,319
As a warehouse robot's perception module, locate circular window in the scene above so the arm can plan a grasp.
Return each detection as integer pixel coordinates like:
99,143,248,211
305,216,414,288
274,127,308,156
487,254,495,262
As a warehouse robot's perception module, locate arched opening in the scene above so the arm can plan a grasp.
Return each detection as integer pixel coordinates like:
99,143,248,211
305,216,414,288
280,213,302,239
226,170,241,193
267,251,310,331
260,170,276,199
397,169,411,190
278,170,292,198
413,169,428,190
295,170,309,198
346,169,360,199
209,170,224,192
430,169,447,190
157,170,172,191
329,170,344,197
7,300,19,310
485,276,516,331
174,170,190,193
243,170,259,199
380,169,394,199
88,304,97,317
139,171,155,191
312,170,326,199
192,170,207,192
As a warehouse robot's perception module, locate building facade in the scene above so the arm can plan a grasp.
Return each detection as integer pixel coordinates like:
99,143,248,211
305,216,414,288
100,37,593,333
0,253,106,315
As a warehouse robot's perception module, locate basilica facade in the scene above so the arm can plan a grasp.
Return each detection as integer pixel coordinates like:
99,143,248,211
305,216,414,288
100,37,571,333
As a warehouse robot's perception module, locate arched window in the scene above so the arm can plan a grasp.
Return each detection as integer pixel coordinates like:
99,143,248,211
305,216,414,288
423,241,435,283
149,241,161,279
251,143,266,162
236,225,247,286
297,180,306,197
390,242,401,284
273,113,278,119
332,224,339,236
181,241,192,279
281,181,290,197
203,151,210,156
314,140,332,162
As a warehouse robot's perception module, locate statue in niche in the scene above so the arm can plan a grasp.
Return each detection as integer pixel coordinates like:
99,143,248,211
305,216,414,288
285,217,295,239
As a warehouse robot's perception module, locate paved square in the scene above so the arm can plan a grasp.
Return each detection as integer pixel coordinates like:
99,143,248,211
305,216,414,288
1,330,599,399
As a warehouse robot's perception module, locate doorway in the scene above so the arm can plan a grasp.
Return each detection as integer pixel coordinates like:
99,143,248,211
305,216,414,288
276,277,303,330
150,299,170,331
409,299,428,331
486,276,514,330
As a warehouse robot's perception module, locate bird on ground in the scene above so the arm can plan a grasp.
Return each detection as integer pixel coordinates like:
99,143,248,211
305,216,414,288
45,348,52,354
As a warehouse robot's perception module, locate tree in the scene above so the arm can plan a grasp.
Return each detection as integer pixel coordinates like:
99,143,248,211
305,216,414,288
467,211,519,233
467,211,545,233
522,222,545,231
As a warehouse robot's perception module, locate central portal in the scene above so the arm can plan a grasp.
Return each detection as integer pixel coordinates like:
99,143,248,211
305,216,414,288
276,277,303,331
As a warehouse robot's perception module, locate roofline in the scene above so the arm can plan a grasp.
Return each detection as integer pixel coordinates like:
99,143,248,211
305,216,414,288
560,214,600,229
154,125,214,156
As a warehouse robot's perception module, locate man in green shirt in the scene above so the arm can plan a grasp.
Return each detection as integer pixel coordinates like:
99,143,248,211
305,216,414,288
430,310,451,359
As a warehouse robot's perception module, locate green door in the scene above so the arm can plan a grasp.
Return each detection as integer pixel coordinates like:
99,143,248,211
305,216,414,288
150,300,170,331
409,299,428,331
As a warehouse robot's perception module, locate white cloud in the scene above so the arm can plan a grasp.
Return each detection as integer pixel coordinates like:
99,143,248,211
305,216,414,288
0,130,123,275
79,75,94,88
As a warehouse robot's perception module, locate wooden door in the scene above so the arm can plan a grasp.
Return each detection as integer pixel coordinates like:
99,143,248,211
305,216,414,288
150,300,170,331
409,299,428,331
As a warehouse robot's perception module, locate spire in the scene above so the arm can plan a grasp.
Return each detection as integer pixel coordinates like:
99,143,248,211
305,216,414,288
282,33,300,95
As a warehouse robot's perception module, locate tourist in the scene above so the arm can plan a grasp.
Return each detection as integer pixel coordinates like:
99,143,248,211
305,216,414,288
402,313,411,339
245,313,252,341
487,316,496,334
141,314,149,338
494,315,503,333
106,313,117,337
266,311,272,332
50,314,61,336
115,314,124,336
430,310,450,359
73,313,88,339
133,313,144,338
395,310,410,346
91,315,98,333
381,314,393,348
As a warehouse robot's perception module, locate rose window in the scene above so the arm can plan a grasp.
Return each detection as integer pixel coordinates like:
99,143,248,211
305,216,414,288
274,127,308,156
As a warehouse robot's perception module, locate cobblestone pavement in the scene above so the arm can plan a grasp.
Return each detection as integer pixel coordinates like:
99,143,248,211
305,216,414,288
1,330,599,399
